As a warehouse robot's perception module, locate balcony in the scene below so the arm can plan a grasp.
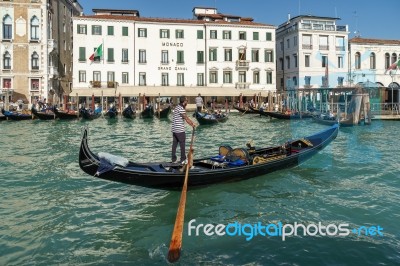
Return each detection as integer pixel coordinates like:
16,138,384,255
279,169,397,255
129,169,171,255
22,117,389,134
302,44,313,50
48,39,57,52
107,81,117,88
90,81,101,88
319,45,329,50
235,82,250,89
336,46,345,51
235,60,250,70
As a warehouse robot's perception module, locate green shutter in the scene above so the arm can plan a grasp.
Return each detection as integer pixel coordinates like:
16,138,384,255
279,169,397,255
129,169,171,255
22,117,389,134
197,30,203,39
108,48,114,62
108,26,114,35
79,47,85,61
122,27,128,36
266,32,272,41
159,29,162,38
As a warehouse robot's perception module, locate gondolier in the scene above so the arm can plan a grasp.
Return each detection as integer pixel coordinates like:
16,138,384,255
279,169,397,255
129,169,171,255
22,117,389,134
195,93,204,112
171,96,196,164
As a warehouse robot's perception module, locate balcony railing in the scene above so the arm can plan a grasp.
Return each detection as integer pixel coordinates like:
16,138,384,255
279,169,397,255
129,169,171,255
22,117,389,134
336,46,345,51
89,81,119,88
235,60,250,70
302,44,313,50
319,45,329,50
235,82,250,89
300,23,348,32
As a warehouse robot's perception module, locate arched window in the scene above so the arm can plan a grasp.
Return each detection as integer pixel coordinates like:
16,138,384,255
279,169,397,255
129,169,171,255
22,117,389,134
31,52,39,69
3,51,11,69
385,53,390,69
3,15,12,39
391,53,397,64
370,52,376,69
30,16,39,40
355,52,361,69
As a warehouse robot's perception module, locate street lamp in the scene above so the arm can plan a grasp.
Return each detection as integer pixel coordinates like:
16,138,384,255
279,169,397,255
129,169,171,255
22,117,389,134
390,70,394,115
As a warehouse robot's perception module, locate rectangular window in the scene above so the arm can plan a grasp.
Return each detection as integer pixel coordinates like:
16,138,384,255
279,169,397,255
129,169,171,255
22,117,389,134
177,50,184,64
209,71,218,83
139,49,146,63
122,26,128,36
139,72,147,86
252,49,259,62
160,29,170,38
253,32,259,41
122,49,128,63
266,71,272,84
107,71,115,82
197,30,203,39
31,79,39,90
92,25,102,35
305,55,310,67
138,28,147,37
287,38,290,48
293,54,298,68
107,26,114,35
302,34,312,49
294,36,298,46
197,73,204,86
319,35,329,50
239,71,246,82
79,71,86,82
79,47,86,61
223,30,231,40
322,55,327,67
338,76,344,86
3,79,11,88
161,50,169,64
338,56,343,68
266,32,272,41
253,71,260,84
161,73,169,86
286,56,290,69
209,48,217,61
224,49,232,61
107,48,114,62
279,58,283,70
305,76,311,86
177,73,184,86
77,24,87,34
122,72,129,84
239,31,246,40
176,29,184,39
210,30,217,39
265,50,273,62
197,51,204,63
223,71,232,83
93,71,101,82
293,76,297,86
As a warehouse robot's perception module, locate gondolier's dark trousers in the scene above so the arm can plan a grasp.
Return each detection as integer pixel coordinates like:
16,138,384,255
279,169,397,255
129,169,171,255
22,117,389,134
172,132,186,162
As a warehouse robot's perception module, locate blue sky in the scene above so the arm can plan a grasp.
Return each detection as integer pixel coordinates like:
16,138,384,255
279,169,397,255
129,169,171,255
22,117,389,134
78,0,400,40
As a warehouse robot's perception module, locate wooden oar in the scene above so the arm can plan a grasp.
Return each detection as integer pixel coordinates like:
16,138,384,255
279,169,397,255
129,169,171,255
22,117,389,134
167,129,195,263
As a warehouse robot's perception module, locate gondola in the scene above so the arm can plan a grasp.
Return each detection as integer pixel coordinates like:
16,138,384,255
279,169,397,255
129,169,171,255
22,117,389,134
53,106,78,120
312,114,354,127
80,107,102,120
79,124,338,189
0,114,6,120
104,105,118,119
1,108,32,120
122,105,136,119
194,111,228,125
31,106,55,120
249,106,270,117
141,105,154,118
263,111,313,120
232,104,257,114
155,105,171,118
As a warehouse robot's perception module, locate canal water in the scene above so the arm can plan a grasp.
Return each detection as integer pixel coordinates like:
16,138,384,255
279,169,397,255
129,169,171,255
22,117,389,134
0,113,399,265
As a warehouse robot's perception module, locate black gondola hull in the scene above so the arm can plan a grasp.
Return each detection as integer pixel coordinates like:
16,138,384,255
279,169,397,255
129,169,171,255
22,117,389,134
264,111,313,120
194,111,228,125
79,124,338,189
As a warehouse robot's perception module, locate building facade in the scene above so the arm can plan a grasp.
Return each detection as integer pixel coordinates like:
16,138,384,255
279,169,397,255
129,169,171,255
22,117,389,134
348,38,400,102
276,15,349,91
72,7,276,98
0,0,82,106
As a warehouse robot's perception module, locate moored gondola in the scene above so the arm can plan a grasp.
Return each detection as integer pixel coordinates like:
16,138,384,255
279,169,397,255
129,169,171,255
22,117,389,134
194,111,228,125
232,104,257,114
141,105,154,118
53,106,78,120
80,107,102,120
1,108,32,120
31,106,55,120
156,104,171,118
79,124,338,189
122,105,136,119
104,105,118,119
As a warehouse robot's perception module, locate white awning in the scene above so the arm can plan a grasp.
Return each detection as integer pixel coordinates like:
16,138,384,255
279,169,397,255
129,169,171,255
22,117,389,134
69,86,274,97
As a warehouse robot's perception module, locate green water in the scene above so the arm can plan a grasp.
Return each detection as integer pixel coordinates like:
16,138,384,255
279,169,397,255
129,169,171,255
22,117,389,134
0,114,399,265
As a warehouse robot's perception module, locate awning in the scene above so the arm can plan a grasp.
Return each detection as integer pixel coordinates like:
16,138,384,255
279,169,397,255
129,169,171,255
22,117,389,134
69,86,274,97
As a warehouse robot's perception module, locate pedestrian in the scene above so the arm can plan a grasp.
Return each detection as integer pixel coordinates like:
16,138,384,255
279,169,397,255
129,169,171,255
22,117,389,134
171,96,196,164
195,93,204,112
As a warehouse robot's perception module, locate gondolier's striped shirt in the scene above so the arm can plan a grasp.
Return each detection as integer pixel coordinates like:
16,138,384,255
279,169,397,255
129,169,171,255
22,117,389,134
172,105,186,133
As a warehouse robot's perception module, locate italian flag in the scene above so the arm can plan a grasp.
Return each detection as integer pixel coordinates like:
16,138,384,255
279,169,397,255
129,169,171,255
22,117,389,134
89,43,103,61
385,59,400,74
